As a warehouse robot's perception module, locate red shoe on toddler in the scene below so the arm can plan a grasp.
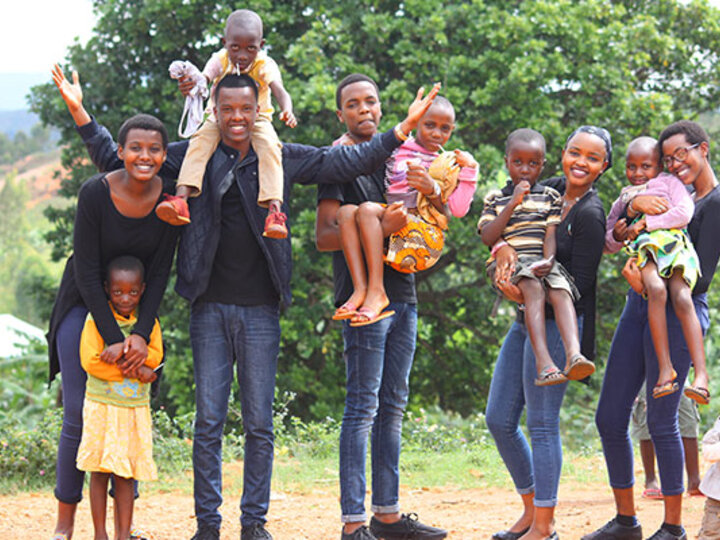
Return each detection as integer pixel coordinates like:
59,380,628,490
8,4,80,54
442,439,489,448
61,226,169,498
155,194,191,225
263,201,288,239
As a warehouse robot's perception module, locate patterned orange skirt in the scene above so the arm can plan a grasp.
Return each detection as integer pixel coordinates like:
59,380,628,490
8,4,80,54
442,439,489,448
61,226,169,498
384,212,445,273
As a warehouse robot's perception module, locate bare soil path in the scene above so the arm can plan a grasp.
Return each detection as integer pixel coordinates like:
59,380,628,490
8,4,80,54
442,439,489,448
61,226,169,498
0,481,707,539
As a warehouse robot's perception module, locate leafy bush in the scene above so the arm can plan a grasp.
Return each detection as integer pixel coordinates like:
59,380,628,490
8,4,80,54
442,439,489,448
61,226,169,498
0,407,62,491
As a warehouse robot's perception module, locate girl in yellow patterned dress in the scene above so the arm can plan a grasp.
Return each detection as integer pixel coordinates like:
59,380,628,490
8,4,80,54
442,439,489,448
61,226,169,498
76,255,163,540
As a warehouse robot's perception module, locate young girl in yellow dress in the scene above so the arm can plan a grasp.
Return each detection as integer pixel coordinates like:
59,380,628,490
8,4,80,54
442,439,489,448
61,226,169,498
76,255,163,540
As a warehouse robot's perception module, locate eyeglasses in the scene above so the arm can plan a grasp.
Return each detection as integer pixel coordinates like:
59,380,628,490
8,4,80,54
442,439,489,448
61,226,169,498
663,143,700,168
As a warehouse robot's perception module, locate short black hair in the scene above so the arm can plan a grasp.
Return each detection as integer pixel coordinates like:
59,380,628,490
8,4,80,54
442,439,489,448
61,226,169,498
106,255,145,283
335,73,380,109
657,120,710,159
117,114,168,149
505,128,546,155
214,73,259,103
428,95,454,115
226,9,263,37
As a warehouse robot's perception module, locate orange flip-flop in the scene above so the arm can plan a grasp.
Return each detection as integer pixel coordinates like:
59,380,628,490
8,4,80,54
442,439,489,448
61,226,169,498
349,306,395,327
652,370,679,399
684,386,711,405
332,301,359,321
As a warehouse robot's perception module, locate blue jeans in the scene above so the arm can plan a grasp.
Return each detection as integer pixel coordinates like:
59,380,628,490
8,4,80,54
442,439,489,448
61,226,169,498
485,317,582,507
339,302,417,523
55,305,88,504
190,301,280,529
596,291,708,496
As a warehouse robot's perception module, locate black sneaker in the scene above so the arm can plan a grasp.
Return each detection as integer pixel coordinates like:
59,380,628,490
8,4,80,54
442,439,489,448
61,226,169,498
342,525,378,539
581,518,642,540
241,524,273,540
369,513,447,540
646,528,687,540
190,524,220,540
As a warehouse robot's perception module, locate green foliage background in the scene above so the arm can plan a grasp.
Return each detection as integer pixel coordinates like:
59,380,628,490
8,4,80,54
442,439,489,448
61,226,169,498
26,0,720,423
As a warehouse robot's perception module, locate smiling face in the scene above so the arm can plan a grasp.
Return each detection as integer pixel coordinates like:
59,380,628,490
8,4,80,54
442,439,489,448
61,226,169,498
117,129,167,182
625,140,661,186
562,132,608,188
414,103,455,153
222,23,264,72
214,85,258,151
505,140,545,186
662,133,709,186
105,268,145,318
336,80,382,143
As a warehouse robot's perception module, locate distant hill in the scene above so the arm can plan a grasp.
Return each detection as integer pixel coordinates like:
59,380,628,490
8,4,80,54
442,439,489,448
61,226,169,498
0,110,40,137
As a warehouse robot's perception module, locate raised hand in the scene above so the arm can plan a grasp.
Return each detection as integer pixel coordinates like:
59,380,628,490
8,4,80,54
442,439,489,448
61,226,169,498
398,82,442,136
51,64,90,126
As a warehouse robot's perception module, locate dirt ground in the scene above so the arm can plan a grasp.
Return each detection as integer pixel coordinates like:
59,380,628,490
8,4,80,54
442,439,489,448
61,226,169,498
0,481,708,539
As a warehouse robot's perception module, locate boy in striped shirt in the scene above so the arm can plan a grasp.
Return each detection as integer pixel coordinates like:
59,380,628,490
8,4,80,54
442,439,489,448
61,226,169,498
479,128,593,386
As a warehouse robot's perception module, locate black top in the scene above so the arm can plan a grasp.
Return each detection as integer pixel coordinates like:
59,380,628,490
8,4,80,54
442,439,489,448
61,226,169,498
688,184,720,295
198,145,278,306
528,176,606,361
47,173,179,381
317,168,417,307
78,118,403,308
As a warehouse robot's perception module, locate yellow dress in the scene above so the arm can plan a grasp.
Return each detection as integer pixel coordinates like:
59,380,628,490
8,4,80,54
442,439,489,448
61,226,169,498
75,307,162,481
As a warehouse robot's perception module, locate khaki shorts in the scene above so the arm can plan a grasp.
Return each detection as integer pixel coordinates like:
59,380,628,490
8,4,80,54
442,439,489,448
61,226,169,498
630,382,699,440
698,497,720,540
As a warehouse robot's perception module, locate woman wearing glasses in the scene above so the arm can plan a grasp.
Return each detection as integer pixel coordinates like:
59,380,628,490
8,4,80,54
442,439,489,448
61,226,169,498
586,121,720,540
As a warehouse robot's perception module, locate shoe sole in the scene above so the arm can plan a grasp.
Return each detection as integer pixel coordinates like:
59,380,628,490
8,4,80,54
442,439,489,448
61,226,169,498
155,205,190,225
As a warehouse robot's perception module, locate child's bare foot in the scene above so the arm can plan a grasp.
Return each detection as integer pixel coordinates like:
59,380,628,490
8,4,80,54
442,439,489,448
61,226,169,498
263,200,288,239
350,293,394,327
652,368,679,399
333,290,366,321
563,353,595,380
156,194,190,225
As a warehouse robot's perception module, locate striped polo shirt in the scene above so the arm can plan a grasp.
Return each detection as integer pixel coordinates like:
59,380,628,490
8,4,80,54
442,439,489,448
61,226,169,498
478,181,562,257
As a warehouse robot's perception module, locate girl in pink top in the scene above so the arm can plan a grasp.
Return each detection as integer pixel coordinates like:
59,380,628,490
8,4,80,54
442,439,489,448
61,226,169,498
333,96,477,325
608,137,709,403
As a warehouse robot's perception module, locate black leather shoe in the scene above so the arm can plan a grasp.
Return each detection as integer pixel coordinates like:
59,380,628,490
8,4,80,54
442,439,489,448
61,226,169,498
646,528,687,540
581,518,642,540
492,527,530,540
370,513,447,539
241,524,273,540
190,525,220,540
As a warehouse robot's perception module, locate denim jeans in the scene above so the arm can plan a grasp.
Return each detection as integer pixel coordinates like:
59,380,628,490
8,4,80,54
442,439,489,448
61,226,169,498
54,305,88,504
485,316,582,507
596,290,708,496
339,302,417,523
190,301,280,529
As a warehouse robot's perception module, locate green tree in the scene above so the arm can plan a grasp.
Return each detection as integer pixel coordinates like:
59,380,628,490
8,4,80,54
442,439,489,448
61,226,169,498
30,0,720,420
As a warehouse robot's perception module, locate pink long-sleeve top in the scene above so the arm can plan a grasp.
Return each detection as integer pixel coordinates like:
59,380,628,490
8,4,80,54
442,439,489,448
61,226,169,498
385,137,477,218
604,173,693,253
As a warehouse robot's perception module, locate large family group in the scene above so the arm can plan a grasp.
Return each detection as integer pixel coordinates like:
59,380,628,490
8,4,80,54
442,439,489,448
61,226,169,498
45,8,720,540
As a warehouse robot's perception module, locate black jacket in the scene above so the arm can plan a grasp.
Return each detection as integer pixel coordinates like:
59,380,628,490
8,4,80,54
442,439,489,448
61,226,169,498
77,119,401,307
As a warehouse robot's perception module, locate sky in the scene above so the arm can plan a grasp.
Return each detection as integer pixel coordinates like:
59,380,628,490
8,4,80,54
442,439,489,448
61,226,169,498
0,0,96,110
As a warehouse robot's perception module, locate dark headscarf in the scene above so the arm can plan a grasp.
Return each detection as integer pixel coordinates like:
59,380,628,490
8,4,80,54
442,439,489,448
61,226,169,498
565,125,613,173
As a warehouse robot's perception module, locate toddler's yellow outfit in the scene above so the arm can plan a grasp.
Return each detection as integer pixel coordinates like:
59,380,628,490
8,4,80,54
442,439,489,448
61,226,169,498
76,306,162,481
177,49,284,207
